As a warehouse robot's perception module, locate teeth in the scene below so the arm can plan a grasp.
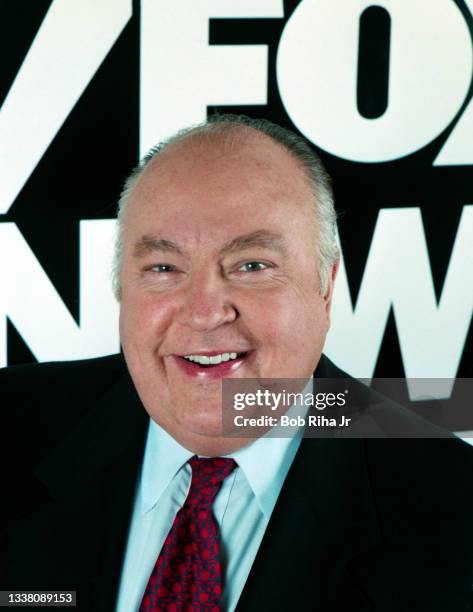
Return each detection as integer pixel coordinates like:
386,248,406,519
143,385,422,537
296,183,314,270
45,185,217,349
183,352,243,365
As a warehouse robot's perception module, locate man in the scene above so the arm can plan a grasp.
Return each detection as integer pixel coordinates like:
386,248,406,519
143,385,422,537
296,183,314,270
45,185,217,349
1,115,473,611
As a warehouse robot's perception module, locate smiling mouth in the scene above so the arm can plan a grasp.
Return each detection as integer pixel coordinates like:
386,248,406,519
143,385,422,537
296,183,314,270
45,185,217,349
182,352,248,367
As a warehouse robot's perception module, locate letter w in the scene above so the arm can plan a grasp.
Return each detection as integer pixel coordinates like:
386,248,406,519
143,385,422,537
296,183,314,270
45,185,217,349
325,206,473,399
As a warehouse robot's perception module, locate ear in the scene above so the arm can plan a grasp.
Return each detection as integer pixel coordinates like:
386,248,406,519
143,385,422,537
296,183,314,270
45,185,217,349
323,259,340,322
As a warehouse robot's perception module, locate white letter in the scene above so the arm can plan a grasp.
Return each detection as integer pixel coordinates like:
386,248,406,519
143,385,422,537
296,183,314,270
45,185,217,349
277,0,472,162
140,0,284,154
271,392,282,410
233,393,245,410
0,0,131,214
325,207,473,399
0,221,119,366
79,220,120,357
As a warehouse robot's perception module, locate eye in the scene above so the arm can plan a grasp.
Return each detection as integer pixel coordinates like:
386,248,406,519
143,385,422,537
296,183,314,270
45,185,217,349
238,261,269,273
148,264,176,273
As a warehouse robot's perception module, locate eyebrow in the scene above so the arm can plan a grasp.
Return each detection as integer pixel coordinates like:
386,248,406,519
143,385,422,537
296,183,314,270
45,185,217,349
133,230,287,259
133,235,184,258
220,230,288,256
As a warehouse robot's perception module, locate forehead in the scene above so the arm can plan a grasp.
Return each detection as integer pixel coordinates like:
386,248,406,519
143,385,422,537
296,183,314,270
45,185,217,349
124,130,315,245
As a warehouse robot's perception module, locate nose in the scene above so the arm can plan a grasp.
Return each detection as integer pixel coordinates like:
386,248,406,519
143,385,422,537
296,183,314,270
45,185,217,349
176,273,238,332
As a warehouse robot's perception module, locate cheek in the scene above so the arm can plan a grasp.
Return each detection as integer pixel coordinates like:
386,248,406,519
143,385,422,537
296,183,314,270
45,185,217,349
119,292,176,350
249,287,329,357
267,281,323,320
240,287,321,344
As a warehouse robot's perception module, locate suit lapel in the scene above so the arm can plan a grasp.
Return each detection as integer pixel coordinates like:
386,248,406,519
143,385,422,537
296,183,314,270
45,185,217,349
30,369,148,611
236,357,382,611
236,436,381,610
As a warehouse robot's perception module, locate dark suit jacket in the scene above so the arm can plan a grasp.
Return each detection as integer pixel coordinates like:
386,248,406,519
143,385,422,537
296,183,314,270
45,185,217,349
1,354,473,611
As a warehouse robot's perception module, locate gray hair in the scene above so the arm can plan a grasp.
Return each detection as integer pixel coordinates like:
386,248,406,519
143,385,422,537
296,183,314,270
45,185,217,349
112,114,339,300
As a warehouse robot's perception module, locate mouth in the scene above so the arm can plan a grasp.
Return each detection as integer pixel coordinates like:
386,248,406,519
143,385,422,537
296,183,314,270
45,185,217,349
173,350,252,379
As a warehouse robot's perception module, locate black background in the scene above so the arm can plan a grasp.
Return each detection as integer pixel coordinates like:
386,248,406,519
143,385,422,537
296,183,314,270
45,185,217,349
1,0,472,384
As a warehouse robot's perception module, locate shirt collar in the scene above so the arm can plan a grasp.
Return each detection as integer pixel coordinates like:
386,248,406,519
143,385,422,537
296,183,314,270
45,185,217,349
229,425,303,519
140,421,193,514
140,377,312,518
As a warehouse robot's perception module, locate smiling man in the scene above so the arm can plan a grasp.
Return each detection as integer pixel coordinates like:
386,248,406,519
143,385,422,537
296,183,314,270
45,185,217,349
117,118,337,457
2,115,473,612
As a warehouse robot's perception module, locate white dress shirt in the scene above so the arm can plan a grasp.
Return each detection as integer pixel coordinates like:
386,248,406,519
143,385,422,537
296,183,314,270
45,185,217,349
115,395,308,612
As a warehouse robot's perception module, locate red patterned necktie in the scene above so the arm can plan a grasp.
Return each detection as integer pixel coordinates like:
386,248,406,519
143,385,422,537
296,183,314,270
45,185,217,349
139,456,237,612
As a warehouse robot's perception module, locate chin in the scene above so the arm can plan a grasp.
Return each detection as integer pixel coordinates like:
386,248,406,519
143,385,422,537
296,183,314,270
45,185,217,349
178,408,223,437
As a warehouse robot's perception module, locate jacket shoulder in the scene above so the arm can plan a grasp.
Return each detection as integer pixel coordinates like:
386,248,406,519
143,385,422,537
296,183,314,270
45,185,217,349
0,353,126,386
0,354,128,464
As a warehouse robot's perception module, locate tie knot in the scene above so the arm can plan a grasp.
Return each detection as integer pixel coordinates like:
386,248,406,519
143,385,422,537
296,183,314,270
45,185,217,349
186,456,237,510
